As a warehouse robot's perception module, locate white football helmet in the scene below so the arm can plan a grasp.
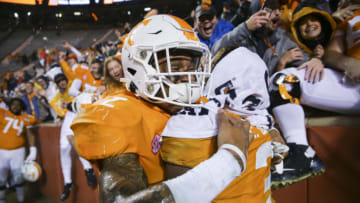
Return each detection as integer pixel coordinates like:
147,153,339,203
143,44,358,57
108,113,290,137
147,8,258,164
71,92,97,113
21,161,42,182
121,14,211,106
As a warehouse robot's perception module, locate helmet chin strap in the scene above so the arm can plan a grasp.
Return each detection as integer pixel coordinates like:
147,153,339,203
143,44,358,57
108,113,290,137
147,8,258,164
168,83,201,103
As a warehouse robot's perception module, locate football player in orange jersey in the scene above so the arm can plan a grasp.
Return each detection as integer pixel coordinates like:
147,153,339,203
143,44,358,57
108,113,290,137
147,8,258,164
0,98,38,203
71,15,261,203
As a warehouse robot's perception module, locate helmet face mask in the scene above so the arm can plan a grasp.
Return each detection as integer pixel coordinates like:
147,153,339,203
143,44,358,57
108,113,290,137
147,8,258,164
122,15,211,107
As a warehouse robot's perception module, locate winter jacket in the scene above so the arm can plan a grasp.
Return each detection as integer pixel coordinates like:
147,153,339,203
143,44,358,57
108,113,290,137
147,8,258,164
211,21,310,76
198,19,234,49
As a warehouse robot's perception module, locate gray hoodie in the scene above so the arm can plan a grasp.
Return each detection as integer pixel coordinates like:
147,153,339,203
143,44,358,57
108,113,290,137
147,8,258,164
211,0,310,76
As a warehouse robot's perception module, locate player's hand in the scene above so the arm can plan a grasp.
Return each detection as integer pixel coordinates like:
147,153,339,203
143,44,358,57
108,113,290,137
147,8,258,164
217,109,252,166
25,146,37,162
298,57,324,83
245,10,269,31
269,128,289,172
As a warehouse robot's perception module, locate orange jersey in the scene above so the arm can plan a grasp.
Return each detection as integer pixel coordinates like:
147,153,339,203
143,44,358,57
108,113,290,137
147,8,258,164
60,60,90,83
71,89,169,184
337,10,360,59
214,127,272,203
0,108,37,150
101,85,125,98
161,127,272,203
74,68,103,93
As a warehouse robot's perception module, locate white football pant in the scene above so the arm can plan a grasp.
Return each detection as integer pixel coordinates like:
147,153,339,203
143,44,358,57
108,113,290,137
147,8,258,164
0,147,25,202
272,67,360,145
60,111,92,184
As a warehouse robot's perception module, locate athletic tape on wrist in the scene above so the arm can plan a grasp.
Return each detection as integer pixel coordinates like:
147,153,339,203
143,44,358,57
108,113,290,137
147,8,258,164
164,149,241,203
220,144,247,173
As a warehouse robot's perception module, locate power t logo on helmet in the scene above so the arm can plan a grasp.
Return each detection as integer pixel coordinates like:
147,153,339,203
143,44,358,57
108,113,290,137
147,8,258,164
122,14,212,106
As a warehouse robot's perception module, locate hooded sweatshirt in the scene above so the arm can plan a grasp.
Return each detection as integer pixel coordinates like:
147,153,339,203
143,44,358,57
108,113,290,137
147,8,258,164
290,6,336,55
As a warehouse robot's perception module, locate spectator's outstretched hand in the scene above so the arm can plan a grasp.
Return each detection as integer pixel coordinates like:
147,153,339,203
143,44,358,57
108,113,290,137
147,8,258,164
332,4,360,23
114,29,122,39
62,40,72,49
277,47,304,71
59,51,66,62
245,10,269,31
298,58,324,83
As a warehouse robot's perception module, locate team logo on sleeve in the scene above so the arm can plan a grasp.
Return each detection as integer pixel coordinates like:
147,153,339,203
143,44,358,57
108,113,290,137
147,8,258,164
152,134,161,154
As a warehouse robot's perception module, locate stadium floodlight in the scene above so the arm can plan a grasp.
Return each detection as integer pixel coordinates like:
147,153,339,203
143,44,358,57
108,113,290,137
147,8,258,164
14,12,19,19
56,13,63,18
58,0,90,5
127,10,131,15
144,7,151,11
74,11,82,16
27,12,31,16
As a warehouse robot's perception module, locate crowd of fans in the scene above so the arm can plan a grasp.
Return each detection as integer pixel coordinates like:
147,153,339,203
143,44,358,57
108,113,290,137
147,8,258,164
1,0,360,202
0,34,125,123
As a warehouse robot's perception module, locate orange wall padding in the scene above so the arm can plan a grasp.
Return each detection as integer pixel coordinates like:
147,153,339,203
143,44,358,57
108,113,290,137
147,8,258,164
35,125,360,203
273,127,360,203
36,125,100,203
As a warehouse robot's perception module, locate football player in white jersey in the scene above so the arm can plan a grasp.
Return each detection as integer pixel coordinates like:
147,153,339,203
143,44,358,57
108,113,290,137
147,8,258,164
160,46,282,202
